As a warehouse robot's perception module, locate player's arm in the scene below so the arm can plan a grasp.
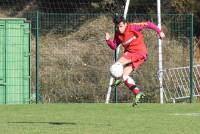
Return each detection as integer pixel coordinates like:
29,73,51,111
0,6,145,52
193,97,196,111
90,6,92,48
130,22,165,39
105,32,121,50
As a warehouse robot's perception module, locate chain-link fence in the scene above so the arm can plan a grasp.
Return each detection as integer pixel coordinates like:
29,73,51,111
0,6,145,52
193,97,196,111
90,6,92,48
20,12,193,103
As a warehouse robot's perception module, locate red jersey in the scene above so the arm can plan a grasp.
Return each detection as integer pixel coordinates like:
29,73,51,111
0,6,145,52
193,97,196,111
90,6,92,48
115,24,147,53
106,21,161,55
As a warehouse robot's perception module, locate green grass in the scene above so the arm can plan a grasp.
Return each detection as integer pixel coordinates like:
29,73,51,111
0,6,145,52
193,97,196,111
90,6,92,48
0,103,200,134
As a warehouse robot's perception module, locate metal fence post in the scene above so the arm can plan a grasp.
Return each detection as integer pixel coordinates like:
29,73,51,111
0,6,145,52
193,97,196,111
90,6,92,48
36,11,40,103
189,14,194,103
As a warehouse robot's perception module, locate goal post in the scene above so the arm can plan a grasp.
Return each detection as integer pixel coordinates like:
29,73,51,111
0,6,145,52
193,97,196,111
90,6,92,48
157,0,164,104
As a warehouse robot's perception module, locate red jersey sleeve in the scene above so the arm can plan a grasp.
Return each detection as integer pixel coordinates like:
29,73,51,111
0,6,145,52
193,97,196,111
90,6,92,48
130,21,161,34
106,33,121,50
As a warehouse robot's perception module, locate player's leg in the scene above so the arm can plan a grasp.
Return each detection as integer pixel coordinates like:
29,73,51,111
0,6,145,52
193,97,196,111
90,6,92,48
117,53,140,93
111,55,140,94
122,64,139,94
110,56,132,87
122,61,145,106
118,56,132,66
120,52,146,106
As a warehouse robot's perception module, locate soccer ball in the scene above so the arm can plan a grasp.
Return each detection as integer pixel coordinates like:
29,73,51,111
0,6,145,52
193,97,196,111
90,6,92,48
110,62,123,78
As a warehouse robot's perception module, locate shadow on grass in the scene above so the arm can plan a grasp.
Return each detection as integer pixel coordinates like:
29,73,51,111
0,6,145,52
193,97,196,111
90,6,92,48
8,121,76,125
8,121,112,127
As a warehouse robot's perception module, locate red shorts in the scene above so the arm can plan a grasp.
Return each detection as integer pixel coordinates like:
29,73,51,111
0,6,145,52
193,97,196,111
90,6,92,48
121,51,147,70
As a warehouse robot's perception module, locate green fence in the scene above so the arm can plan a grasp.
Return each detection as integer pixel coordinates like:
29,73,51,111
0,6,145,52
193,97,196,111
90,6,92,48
22,12,193,103
0,19,31,104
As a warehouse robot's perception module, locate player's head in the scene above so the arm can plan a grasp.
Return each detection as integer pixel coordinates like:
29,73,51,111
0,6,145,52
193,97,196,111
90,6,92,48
113,14,127,34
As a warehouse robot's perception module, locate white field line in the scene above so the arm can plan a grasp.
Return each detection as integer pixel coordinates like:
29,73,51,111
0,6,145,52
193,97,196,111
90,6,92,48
171,113,200,116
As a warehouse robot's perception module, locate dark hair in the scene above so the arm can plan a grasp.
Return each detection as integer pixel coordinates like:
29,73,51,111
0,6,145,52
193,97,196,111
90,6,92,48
113,14,126,25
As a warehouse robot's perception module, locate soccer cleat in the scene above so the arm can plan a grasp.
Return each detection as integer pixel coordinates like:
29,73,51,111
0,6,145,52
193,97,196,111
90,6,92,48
132,92,145,107
111,79,122,88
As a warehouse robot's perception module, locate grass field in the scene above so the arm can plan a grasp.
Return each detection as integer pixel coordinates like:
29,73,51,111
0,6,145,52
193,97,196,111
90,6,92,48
0,103,200,134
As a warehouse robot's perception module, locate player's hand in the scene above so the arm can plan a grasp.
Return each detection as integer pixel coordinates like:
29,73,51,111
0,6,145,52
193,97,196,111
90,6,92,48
159,31,165,39
105,32,111,40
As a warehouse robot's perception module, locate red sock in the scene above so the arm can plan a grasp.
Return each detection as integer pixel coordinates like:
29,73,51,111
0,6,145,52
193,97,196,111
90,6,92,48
133,88,139,94
123,76,139,95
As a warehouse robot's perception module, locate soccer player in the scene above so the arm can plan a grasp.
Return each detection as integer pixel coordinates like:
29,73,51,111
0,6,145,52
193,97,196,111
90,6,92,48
105,15,165,106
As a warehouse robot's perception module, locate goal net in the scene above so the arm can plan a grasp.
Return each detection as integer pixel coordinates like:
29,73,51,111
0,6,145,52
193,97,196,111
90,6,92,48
162,65,200,103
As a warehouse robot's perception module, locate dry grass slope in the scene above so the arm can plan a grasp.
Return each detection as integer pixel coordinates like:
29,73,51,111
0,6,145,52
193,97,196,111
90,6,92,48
0,10,196,102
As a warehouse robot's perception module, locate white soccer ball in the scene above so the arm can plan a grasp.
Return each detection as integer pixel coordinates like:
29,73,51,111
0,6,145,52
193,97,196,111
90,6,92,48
110,62,123,78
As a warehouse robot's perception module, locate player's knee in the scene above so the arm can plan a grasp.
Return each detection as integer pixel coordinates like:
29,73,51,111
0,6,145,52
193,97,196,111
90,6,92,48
110,62,123,78
122,75,129,81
